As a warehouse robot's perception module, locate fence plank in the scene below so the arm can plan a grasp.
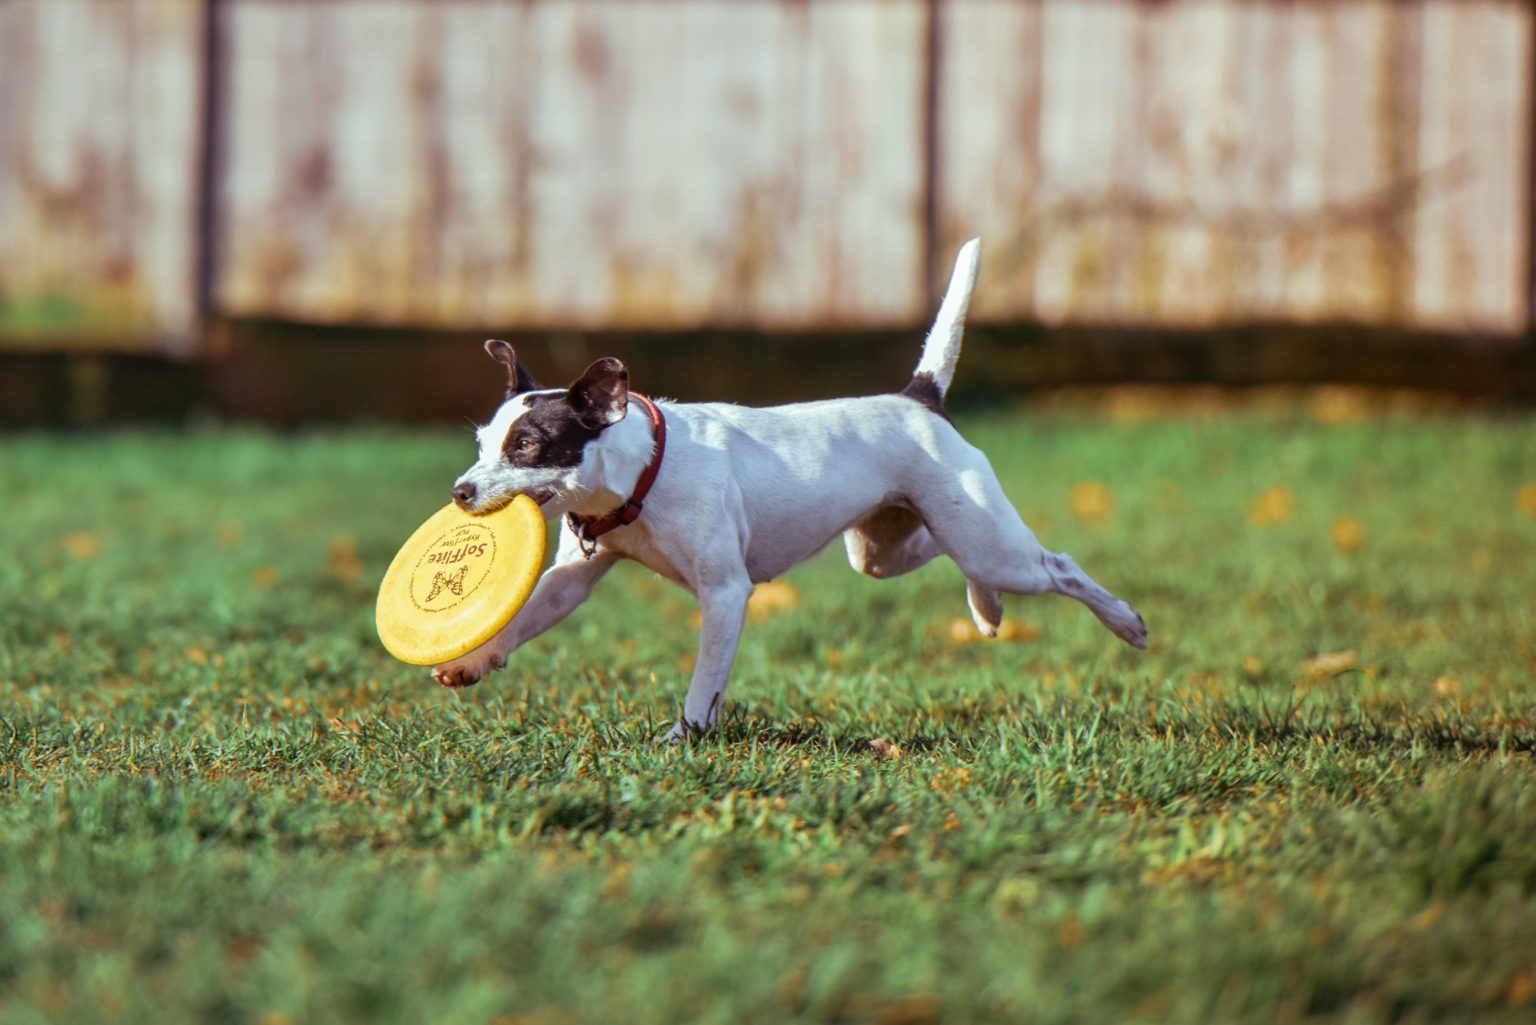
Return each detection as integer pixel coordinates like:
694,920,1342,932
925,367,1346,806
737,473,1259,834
215,0,929,330
0,0,204,352
1412,1,1531,335
937,0,1532,335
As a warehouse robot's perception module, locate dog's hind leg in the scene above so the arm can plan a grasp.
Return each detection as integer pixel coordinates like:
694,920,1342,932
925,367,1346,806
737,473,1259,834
916,462,1148,649
846,505,1005,636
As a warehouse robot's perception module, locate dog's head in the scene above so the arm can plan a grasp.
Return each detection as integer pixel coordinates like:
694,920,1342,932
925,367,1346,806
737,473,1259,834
451,339,629,516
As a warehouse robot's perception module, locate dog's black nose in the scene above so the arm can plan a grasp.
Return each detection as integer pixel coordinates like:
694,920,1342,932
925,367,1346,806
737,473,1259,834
452,482,477,508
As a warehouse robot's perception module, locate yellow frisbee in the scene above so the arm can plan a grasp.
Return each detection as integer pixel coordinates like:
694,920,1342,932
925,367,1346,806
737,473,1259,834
375,495,547,666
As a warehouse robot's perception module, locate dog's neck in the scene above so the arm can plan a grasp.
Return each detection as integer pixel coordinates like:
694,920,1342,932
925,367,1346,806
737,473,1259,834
568,399,661,517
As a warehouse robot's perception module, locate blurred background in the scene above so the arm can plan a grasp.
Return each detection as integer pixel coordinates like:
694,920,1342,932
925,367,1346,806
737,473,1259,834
1,0,1533,425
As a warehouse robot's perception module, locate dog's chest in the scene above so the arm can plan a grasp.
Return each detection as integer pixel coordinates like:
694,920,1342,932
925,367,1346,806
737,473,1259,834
598,530,694,593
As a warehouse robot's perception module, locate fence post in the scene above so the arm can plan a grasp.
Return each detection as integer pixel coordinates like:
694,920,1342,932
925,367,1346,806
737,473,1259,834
194,0,226,348
922,0,942,314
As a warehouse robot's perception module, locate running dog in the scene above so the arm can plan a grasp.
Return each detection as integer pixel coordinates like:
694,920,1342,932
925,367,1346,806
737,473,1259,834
434,240,1147,739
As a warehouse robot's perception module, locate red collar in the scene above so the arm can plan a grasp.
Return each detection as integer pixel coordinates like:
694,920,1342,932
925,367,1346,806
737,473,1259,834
567,393,666,558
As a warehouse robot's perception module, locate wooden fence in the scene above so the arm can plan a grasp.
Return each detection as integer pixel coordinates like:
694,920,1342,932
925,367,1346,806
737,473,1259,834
1,0,1531,356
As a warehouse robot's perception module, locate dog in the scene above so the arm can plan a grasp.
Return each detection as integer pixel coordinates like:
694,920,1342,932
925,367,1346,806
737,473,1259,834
433,240,1147,739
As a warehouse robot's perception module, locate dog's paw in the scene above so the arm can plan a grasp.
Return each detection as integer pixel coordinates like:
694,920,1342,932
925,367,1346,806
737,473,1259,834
431,649,507,689
657,717,710,745
1117,609,1149,650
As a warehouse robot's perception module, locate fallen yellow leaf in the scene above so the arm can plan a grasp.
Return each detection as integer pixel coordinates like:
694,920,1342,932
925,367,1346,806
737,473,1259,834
1070,482,1115,523
1519,484,1536,517
1331,516,1365,553
1301,650,1357,679
947,617,1039,644
251,566,279,589
948,617,981,644
63,531,102,560
1249,488,1295,526
1056,913,1086,949
1432,676,1461,699
747,580,800,622
328,536,364,582
1511,971,1535,1008
332,555,365,582
1242,655,1264,675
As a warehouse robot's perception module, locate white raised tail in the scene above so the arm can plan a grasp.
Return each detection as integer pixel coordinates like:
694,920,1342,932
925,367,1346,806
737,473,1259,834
912,237,981,397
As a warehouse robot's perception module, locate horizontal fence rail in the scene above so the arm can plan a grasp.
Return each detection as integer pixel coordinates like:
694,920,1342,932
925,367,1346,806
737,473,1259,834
0,0,1531,356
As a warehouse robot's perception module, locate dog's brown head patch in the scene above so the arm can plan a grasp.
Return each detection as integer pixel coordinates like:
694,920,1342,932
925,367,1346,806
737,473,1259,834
496,357,631,470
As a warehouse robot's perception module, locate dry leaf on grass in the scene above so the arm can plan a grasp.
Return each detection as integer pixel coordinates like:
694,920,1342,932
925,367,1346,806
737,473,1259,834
1070,482,1115,524
1301,650,1357,680
328,535,365,582
1432,676,1461,699
1331,516,1365,553
747,580,800,622
1249,488,1295,526
63,531,102,559
947,617,1040,644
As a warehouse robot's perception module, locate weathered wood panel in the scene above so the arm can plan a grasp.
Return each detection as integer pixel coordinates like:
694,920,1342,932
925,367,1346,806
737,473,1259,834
2,0,1530,346
1412,1,1532,332
0,0,204,352
937,0,1532,335
215,0,929,330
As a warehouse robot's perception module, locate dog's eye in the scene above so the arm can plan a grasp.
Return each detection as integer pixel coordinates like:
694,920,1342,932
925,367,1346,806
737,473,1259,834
516,436,538,454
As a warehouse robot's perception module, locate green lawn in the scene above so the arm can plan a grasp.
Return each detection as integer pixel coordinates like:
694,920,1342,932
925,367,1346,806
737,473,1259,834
2,399,1535,1024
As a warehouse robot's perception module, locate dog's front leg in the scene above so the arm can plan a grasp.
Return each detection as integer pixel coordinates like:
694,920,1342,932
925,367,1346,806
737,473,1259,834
667,576,754,741
432,543,619,689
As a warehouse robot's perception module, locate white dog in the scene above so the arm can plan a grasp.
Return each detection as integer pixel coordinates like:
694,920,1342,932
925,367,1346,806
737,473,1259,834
434,240,1147,739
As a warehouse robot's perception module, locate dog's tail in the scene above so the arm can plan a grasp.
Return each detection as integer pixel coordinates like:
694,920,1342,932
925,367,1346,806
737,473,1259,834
908,238,980,405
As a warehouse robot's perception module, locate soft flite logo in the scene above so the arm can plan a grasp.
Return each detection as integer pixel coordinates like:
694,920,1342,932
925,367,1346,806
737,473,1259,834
423,565,469,602
409,523,496,613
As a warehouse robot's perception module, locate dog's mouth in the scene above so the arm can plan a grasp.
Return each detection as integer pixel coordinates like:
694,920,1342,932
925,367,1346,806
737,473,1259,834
527,487,557,507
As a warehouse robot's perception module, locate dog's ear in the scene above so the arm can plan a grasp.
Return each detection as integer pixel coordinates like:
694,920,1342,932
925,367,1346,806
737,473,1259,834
484,339,541,397
567,357,629,429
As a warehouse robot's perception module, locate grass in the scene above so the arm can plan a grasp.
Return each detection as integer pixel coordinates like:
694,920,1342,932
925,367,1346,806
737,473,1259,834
2,396,1535,1024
